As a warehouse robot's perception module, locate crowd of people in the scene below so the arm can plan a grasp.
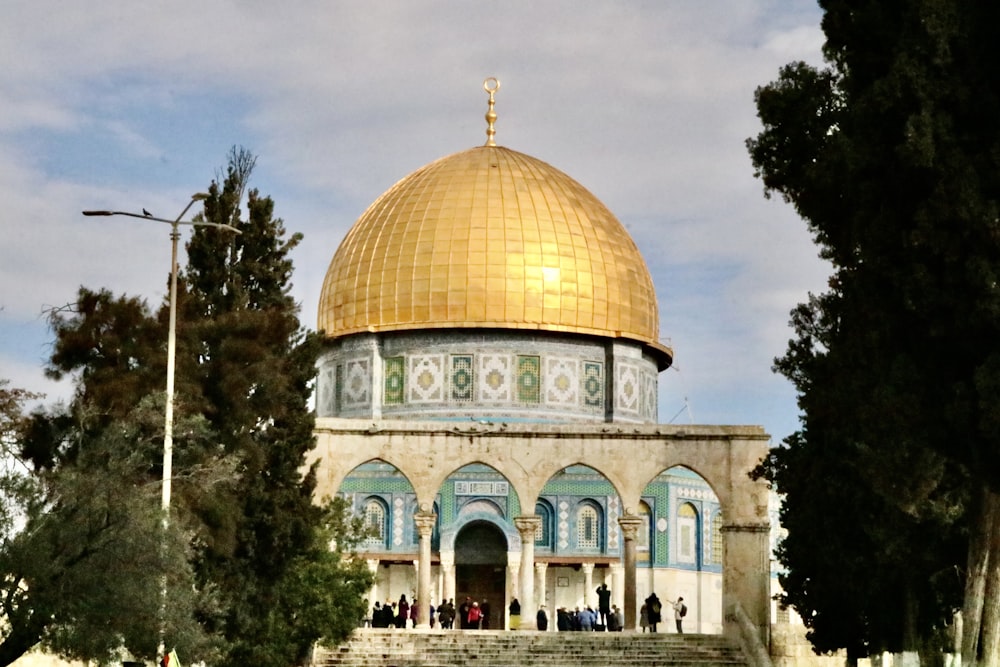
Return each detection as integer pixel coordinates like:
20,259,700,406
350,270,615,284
367,595,495,629
363,587,688,632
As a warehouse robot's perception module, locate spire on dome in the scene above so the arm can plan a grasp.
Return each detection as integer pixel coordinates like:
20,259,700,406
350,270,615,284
484,77,500,146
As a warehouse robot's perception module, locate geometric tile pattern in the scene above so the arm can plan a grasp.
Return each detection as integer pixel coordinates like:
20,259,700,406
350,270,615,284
319,365,336,416
545,357,578,405
384,356,405,405
393,496,405,546
450,354,474,402
607,494,620,550
342,357,371,407
616,363,639,413
583,361,603,408
516,355,541,403
319,333,659,421
640,368,657,420
558,500,570,550
408,354,444,403
478,354,513,402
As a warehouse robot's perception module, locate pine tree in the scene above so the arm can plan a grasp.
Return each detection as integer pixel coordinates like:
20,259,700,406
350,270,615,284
177,146,371,666
10,147,371,667
748,2,1000,664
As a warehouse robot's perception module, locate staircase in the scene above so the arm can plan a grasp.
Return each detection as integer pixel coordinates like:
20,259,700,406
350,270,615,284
313,629,748,667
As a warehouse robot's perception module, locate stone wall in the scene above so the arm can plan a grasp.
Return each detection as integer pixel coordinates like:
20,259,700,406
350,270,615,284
771,623,846,667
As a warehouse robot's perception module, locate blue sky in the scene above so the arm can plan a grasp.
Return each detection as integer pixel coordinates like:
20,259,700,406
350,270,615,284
1,1,829,444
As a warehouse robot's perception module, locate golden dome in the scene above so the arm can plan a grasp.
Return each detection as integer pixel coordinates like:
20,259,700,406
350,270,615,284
318,144,671,366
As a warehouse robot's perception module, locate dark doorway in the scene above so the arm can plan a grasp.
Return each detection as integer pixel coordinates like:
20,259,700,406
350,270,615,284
455,520,507,628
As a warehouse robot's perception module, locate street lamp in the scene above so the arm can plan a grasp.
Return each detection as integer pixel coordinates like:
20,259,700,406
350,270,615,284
83,194,241,518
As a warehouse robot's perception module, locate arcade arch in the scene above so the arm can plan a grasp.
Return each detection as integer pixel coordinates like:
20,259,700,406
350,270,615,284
310,420,773,638
639,465,726,633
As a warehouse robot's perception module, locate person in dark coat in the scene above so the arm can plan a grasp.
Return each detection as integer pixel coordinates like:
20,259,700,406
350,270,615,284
536,605,548,631
381,600,396,628
644,593,662,633
596,583,612,628
480,598,491,629
397,594,410,629
459,597,473,629
556,607,570,632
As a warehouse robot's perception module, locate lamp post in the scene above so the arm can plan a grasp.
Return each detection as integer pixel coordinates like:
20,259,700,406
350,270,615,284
83,194,241,518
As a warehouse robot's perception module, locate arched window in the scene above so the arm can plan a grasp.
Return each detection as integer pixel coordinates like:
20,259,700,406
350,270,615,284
576,502,602,551
363,498,387,548
535,500,553,549
709,510,723,565
677,502,698,564
637,501,652,552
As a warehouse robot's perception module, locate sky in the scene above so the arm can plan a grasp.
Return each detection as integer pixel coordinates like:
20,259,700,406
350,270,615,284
1,1,830,446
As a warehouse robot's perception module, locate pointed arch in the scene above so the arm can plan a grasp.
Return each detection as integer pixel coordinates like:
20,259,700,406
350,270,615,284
534,498,555,551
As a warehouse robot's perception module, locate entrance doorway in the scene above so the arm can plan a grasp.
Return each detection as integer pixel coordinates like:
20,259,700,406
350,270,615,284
455,520,507,628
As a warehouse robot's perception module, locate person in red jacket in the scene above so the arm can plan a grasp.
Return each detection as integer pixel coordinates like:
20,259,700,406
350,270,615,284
467,601,482,629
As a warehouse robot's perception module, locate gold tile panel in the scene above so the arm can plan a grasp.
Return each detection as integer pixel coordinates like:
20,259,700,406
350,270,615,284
318,145,670,360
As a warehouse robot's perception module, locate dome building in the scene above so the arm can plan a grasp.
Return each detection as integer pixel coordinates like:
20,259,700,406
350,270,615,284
308,80,772,640
315,96,670,423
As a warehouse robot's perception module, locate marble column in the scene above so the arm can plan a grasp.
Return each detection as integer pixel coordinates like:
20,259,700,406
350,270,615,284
414,511,437,629
581,562,594,609
365,559,380,625
440,551,456,606
507,553,521,630
618,515,643,631
514,515,541,630
610,562,625,613
534,562,549,614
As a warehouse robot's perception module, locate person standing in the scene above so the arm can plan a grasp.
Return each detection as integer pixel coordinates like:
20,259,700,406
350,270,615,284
537,605,549,631
397,594,410,629
480,598,491,629
467,601,482,629
556,607,570,632
596,583,612,628
607,604,619,632
509,598,521,630
671,597,687,633
439,598,455,629
644,593,662,633
459,597,472,629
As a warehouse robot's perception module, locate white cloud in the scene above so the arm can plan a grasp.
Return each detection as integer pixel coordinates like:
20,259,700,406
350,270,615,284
0,0,827,440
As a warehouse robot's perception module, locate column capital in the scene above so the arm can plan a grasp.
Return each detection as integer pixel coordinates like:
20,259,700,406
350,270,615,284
534,561,548,573
514,515,542,539
414,511,437,537
440,550,455,568
618,514,643,541
581,562,594,575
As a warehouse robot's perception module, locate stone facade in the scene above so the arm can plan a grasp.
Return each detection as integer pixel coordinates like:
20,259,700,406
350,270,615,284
308,420,772,640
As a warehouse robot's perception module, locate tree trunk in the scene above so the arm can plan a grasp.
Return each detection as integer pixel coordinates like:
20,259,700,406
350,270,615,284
963,487,997,667
0,619,44,667
980,500,1000,667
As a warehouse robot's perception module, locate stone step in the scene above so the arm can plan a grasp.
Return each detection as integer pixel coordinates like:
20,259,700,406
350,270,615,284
313,629,748,667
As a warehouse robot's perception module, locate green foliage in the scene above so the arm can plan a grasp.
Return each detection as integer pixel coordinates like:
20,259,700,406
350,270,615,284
173,147,372,667
0,146,372,667
0,396,219,667
748,0,1000,658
